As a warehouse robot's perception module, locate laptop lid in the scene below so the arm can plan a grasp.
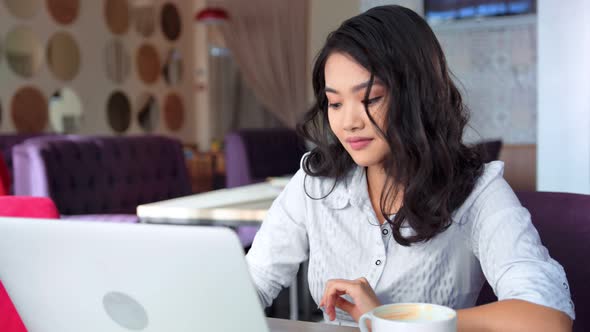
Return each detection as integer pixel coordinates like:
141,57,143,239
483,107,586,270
0,217,269,332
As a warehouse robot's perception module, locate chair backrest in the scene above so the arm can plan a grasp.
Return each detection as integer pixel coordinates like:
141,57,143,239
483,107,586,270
0,134,54,194
476,139,503,163
224,128,306,188
0,134,53,172
0,155,10,196
12,135,191,215
0,196,60,332
0,293,26,332
0,197,60,219
476,191,590,331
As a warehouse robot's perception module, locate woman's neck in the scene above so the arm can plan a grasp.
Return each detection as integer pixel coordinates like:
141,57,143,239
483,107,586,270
366,165,403,224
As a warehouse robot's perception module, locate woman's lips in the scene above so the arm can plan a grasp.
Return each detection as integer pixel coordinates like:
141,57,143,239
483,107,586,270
346,137,373,150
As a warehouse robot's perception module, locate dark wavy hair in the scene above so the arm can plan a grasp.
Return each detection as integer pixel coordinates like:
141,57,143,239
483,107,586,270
296,5,484,246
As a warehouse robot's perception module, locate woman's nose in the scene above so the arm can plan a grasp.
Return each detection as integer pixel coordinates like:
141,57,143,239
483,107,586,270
342,104,365,132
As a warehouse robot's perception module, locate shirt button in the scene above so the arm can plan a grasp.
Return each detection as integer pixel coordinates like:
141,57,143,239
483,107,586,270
382,228,389,235
375,260,382,266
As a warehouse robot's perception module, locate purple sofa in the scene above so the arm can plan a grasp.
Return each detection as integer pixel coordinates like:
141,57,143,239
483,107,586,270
476,191,590,331
12,135,191,223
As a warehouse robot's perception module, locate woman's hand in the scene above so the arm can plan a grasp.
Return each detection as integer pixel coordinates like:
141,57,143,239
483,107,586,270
319,277,382,322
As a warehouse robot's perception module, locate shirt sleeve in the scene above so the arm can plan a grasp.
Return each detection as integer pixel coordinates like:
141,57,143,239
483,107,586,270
245,168,309,307
471,177,575,320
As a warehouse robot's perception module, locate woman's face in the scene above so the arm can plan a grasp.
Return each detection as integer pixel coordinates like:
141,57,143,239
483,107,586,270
324,52,390,168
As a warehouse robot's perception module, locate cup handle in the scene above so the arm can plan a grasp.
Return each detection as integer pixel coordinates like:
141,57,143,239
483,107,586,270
359,312,373,332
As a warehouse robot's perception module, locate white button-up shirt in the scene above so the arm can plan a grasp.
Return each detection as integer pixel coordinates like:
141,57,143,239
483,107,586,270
246,159,575,325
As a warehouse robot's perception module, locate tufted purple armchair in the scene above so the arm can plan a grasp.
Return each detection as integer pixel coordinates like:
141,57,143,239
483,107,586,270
12,135,191,223
224,128,306,188
476,139,503,163
224,128,306,248
476,191,590,331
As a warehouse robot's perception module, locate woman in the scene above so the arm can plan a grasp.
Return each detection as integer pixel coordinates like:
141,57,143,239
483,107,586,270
246,5,574,331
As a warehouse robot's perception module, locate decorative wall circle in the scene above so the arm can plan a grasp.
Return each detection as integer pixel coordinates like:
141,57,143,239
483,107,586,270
47,0,80,25
132,1,156,37
136,43,160,84
105,0,130,35
47,31,81,81
4,26,44,78
107,91,131,133
4,0,42,19
163,48,182,86
160,3,181,41
11,86,48,133
136,93,159,132
105,39,131,84
163,93,183,131
49,88,83,133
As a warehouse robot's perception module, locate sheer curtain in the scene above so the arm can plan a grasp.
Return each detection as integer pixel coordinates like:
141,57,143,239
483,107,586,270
208,0,309,129
208,30,281,142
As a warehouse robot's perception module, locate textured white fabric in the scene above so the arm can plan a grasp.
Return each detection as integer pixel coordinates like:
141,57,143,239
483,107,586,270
246,158,575,325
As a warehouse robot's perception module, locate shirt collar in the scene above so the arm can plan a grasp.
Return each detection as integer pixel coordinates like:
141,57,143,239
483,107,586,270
319,164,371,210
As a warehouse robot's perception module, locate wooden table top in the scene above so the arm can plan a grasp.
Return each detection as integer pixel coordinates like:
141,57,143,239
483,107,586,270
267,318,358,332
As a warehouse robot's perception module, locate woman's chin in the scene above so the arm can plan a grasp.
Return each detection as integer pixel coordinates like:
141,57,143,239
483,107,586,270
350,155,381,168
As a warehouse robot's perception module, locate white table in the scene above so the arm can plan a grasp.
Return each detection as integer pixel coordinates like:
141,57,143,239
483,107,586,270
137,182,282,225
137,182,306,320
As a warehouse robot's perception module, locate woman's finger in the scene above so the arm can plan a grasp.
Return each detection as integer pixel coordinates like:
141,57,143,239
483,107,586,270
335,296,355,314
324,281,355,320
319,279,339,309
320,278,381,322
326,289,346,320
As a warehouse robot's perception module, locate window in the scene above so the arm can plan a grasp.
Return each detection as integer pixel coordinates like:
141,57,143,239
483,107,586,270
425,0,536,21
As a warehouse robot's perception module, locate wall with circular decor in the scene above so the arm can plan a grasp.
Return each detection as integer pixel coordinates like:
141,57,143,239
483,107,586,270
107,90,131,133
136,92,159,132
132,1,156,38
104,0,130,35
4,0,42,20
104,39,131,84
4,26,44,78
46,31,80,81
161,2,181,41
47,0,80,25
164,92,184,131
0,0,198,144
11,85,48,133
49,87,83,133
136,43,160,85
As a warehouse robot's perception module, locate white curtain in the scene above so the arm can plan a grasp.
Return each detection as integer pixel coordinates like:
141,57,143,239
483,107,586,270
208,0,309,128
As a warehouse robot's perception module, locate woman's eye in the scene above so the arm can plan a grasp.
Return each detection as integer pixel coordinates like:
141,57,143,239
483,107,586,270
328,102,342,110
363,96,383,106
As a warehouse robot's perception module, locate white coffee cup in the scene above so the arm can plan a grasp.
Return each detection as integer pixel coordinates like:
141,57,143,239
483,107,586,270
359,303,457,332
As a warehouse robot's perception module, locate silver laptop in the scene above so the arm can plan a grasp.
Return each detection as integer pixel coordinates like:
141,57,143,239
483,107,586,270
0,217,269,332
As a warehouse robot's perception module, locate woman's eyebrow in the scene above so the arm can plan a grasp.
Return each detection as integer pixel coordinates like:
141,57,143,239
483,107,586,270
325,80,384,94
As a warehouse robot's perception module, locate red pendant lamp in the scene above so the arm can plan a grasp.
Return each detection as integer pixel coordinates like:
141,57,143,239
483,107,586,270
195,7,229,24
